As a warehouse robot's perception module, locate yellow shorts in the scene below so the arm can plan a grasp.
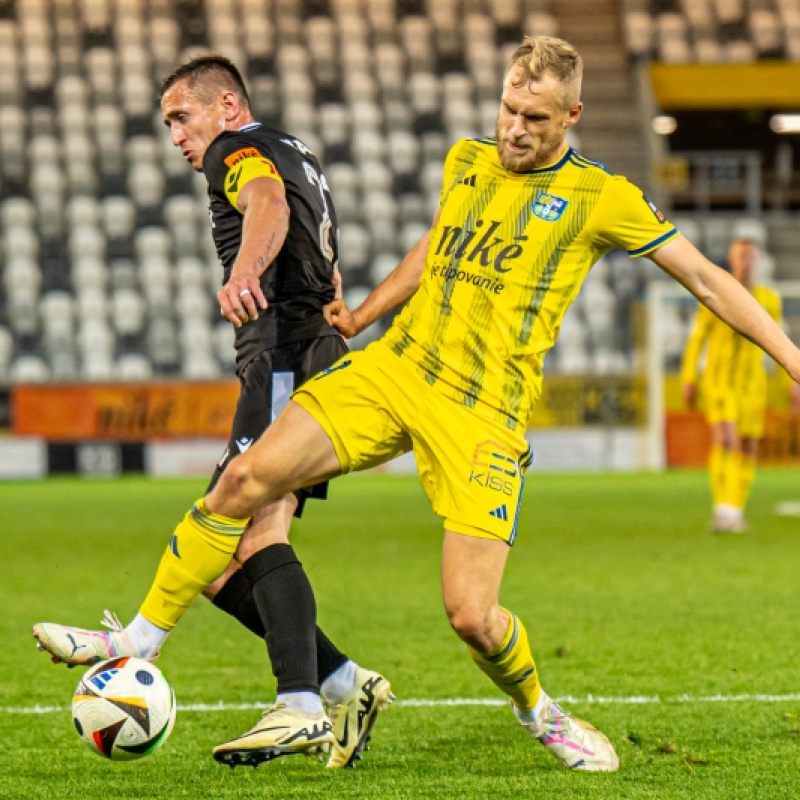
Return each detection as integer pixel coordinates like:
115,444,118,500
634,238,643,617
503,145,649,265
292,342,532,545
705,388,766,438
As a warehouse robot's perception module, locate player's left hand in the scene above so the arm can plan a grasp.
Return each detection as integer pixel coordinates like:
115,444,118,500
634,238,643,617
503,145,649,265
218,275,268,328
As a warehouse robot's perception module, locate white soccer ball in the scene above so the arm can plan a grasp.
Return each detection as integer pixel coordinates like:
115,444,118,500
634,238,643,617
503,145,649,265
71,657,177,761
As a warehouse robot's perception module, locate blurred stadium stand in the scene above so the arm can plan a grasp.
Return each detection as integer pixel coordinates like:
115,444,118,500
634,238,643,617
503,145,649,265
0,0,797,394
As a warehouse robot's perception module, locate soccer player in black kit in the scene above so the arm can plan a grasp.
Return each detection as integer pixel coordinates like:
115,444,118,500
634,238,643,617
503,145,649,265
33,56,393,769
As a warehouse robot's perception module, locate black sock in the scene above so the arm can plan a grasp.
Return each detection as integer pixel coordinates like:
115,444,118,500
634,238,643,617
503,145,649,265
212,568,349,683
242,544,319,694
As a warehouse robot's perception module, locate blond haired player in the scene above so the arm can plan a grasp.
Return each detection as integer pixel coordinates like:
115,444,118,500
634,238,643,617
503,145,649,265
681,238,800,532
33,37,800,772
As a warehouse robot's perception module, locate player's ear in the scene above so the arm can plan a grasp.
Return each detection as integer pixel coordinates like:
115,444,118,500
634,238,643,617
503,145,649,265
565,101,582,127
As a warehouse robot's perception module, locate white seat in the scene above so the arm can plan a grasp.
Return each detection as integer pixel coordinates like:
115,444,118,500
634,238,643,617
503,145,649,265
371,252,400,284
139,254,172,288
3,257,41,294
128,161,166,207
387,131,419,174
82,351,116,380
339,223,371,271
67,196,100,229
176,285,212,320
69,225,105,262
72,256,108,291
134,227,171,261
398,222,429,254
358,160,392,193
111,287,146,334
77,318,114,356
176,256,207,288
76,288,109,321
4,228,39,261
29,134,61,165
10,355,50,382
127,135,159,165
103,196,137,239
182,350,221,379
117,352,153,380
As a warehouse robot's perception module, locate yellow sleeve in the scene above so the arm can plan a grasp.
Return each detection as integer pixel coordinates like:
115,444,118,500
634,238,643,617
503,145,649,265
680,304,714,385
589,176,679,257
223,151,284,211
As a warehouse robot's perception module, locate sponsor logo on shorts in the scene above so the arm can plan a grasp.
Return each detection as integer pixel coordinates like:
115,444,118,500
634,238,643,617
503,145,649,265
468,440,518,496
489,504,509,521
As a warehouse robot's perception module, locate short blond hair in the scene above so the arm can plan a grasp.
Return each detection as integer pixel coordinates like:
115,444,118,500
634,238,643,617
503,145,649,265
505,36,583,109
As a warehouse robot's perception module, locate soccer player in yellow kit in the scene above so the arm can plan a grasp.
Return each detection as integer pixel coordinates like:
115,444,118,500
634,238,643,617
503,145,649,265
681,238,800,532
33,36,800,771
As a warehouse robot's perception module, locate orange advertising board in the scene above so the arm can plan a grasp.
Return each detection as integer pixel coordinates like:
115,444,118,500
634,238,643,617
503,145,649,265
13,382,239,440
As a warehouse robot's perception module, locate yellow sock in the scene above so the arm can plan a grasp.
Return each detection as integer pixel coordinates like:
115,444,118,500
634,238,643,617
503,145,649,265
739,454,757,510
709,444,726,506
468,609,541,711
721,449,742,508
139,498,249,630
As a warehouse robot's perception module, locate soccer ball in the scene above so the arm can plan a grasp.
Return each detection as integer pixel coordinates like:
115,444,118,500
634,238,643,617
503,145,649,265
71,656,176,761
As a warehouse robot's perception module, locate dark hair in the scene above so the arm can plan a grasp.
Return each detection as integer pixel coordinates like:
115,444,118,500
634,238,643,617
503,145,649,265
159,54,251,109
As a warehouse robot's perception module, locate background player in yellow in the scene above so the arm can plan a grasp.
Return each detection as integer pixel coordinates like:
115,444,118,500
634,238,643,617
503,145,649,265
681,237,800,532
33,36,800,773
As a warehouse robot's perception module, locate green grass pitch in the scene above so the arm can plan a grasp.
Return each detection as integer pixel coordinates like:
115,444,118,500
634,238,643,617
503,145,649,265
2,469,800,799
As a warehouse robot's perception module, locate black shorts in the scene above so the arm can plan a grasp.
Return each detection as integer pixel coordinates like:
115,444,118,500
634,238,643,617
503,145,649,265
207,334,348,517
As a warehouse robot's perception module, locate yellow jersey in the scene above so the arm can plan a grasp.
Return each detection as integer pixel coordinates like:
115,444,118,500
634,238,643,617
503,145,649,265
680,284,782,396
382,138,679,433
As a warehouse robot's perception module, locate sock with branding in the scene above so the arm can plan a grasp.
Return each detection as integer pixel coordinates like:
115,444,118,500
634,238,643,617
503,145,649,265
468,609,541,712
242,544,319,695
212,567,349,682
139,498,249,630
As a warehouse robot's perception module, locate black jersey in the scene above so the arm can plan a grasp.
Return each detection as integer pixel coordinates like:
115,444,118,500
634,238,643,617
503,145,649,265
203,123,340,368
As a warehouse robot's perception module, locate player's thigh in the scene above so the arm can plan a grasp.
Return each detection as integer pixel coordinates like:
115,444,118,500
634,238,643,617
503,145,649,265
411,397,532,546
292,347,412,473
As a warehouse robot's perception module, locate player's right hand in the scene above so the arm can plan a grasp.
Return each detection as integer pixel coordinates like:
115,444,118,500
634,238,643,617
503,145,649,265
217,275,268,328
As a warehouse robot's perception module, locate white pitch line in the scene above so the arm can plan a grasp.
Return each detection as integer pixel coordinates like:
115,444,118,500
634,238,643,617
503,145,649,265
4,693,800,715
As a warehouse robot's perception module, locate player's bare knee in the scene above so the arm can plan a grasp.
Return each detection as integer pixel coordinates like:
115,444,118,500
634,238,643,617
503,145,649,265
215,454,272,517
446,602,493,650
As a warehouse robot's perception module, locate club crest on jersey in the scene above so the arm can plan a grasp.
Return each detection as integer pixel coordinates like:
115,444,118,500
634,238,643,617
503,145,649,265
531,192,569,222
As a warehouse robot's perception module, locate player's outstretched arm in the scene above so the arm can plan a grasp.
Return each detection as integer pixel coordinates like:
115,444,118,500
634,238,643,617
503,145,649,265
652,235,800,383
217,176,289,327
327,226,432,338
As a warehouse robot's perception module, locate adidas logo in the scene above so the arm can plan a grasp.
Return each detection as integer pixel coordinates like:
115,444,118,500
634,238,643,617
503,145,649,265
489,504,508,521
458,174,477,187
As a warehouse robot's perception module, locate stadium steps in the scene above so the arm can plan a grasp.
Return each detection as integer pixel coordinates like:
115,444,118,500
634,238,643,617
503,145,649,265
548,0,650,190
